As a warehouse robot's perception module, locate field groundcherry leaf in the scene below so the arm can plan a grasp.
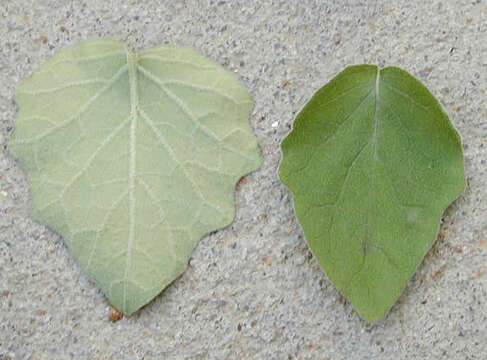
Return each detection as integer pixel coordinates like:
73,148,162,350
9,39,261,314
279,65,465,322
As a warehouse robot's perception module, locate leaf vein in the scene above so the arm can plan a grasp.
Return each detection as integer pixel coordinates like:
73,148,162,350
12,64,128,144
19,79,109,95
137,64,253,161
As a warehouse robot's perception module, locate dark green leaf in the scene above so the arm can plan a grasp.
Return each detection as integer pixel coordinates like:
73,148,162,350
279,65,465,322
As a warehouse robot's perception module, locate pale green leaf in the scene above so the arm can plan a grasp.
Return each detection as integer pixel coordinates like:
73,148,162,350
9,39,261,314
279,65,465,322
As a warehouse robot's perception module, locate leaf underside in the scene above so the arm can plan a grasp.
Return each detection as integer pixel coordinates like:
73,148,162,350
9,39,261,314
279,65,465,322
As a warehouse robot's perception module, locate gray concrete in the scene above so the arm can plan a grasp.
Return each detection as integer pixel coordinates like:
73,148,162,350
0,0,486,359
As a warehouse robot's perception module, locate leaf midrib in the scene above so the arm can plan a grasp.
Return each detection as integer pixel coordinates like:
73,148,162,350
363,68,381,255
341,68,382,289
124,51,139,309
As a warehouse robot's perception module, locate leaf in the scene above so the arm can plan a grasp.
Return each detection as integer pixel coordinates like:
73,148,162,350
8,39,261,314
279,65,465,322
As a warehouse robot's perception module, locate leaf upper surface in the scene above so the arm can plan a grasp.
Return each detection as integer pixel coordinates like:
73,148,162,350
9,39,261,314
279,65,465,322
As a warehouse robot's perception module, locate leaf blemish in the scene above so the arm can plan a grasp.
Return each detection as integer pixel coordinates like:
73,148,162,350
407,209,419,223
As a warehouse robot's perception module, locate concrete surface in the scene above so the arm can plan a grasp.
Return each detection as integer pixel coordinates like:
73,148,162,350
0,1,486,359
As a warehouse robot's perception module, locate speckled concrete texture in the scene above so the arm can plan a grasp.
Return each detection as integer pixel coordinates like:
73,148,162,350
0,1,486,359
